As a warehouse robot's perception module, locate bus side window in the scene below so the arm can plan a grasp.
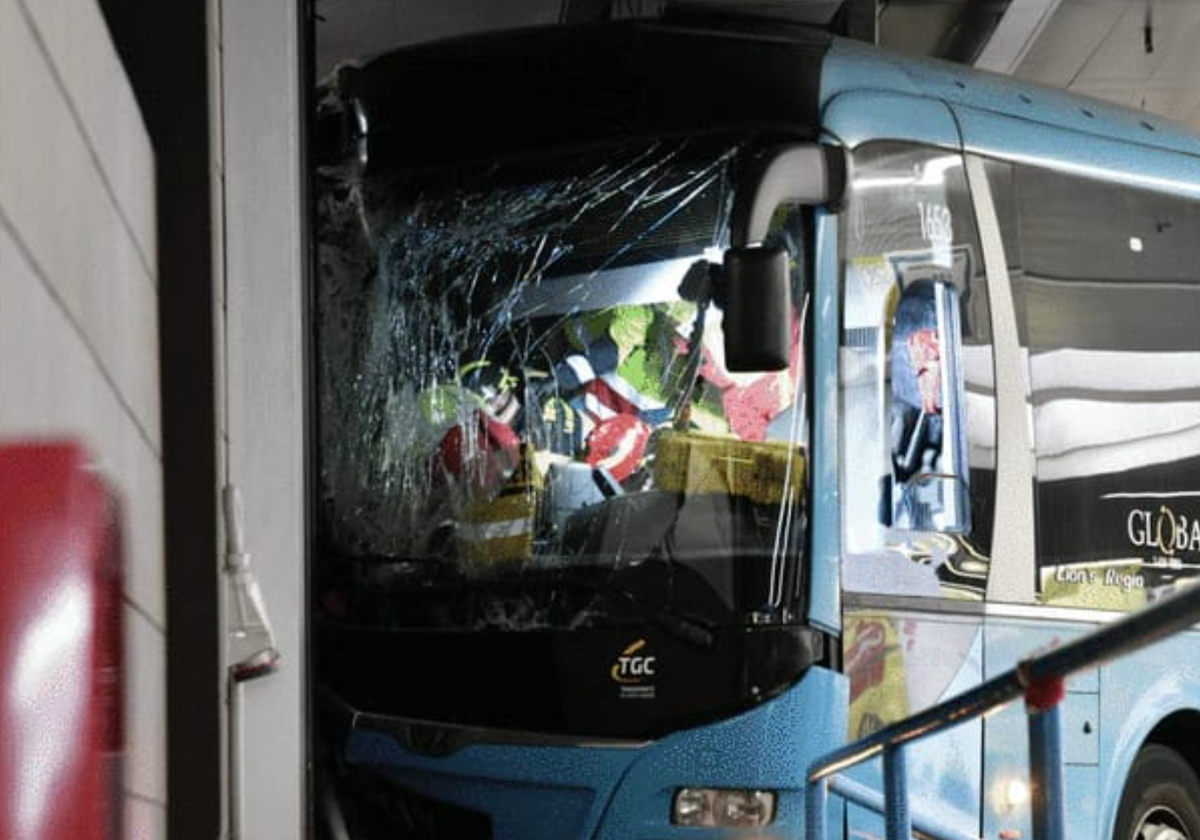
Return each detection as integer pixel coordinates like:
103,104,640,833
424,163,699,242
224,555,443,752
840,141,996,601
985,158,1200,610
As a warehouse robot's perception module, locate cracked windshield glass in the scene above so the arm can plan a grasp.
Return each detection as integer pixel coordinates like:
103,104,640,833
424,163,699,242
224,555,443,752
315,137,811,634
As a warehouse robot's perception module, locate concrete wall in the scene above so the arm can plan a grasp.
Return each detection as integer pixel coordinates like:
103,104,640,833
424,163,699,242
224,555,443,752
0,0,165,836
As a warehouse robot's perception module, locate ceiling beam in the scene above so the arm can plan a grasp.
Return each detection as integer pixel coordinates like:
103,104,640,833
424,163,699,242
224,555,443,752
973,0,1065,74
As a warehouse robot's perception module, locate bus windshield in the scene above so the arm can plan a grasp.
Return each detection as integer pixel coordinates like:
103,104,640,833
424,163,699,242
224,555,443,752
315,137,811,635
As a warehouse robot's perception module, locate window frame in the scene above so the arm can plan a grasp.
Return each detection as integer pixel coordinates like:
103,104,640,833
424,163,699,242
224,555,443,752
835,140,1000,606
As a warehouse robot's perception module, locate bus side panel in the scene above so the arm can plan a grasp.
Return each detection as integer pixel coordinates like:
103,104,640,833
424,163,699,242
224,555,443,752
982,617,1100,840
976,613,1200,840
1098,634,1200,840
842,606,984,839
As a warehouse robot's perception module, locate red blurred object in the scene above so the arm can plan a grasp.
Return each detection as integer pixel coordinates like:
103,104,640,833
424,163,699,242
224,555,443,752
906,328,942,414
434,411,521,492
0,442,124,840
585,414,651,481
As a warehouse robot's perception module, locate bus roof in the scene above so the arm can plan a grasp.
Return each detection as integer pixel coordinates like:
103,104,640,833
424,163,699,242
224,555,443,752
321,17,1200,172
821,35,1200,159
329,19,830,173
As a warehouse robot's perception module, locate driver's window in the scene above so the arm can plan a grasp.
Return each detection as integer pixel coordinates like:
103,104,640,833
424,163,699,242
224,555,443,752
839,142,996,601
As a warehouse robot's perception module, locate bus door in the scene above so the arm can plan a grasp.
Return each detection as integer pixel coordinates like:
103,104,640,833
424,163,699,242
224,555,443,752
829,109,1000,839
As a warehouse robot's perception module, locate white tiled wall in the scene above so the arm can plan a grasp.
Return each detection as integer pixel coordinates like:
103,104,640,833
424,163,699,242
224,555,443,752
0,0,165,835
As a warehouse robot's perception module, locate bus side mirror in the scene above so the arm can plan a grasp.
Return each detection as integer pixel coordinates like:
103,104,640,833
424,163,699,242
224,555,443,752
883,280,971,534
720,143,844,373
721,245,791,372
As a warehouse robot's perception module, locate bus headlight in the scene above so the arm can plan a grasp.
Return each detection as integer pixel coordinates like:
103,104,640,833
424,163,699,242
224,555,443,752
672,788,776,827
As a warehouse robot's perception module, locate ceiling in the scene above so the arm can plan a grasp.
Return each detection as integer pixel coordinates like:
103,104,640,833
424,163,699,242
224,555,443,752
1010,0,1200,130
312,0,1200,133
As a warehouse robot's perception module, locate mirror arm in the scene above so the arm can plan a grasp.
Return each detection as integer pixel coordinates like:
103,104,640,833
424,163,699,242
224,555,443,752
730,145,846,247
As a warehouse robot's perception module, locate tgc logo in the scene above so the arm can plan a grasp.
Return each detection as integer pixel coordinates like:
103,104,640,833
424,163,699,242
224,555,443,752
611,639,657,684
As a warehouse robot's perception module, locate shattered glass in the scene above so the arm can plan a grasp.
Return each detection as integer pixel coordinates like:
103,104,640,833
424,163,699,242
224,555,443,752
315,137,811,632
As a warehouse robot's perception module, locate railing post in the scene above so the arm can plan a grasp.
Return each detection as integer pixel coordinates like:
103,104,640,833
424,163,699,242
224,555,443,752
807,773,828,840
1022,667,1066,840
884,745,911,840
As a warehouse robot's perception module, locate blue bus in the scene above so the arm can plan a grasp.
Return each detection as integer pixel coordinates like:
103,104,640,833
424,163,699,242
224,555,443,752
312,11,1200,840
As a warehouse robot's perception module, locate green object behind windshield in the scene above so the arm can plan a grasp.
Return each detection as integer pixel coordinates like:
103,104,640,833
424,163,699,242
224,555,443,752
315,137,810,631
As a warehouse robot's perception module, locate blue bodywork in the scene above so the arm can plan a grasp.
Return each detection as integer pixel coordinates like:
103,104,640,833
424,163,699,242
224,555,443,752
820,34,1200,199
818,34,1200,840
808,208,841,636
346,667,847,839
820,37,1200,159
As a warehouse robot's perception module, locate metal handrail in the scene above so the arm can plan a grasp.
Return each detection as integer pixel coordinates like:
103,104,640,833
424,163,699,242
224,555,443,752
806,580,1200,840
